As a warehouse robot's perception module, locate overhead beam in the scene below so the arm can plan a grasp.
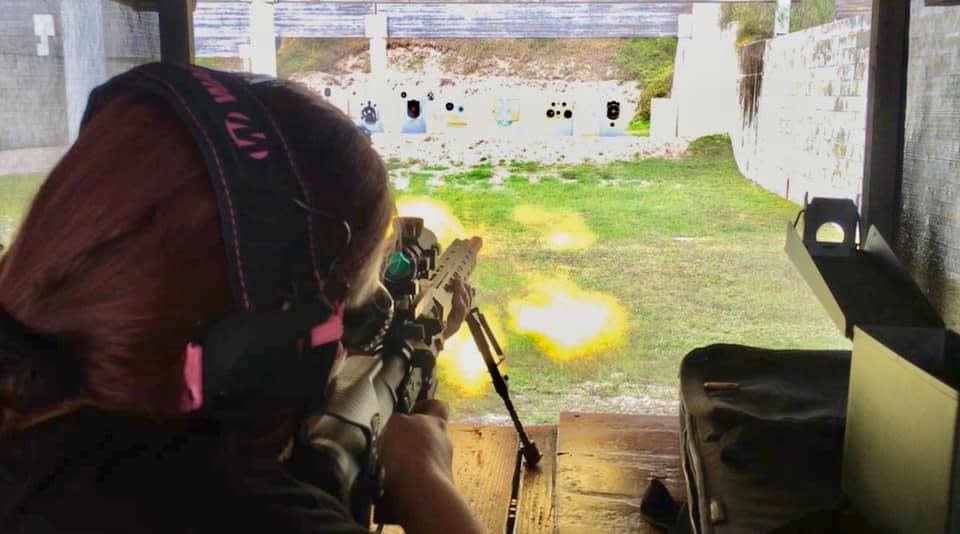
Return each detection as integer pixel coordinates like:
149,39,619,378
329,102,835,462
860,0,910,244
195,2,698,56
159,0,196,64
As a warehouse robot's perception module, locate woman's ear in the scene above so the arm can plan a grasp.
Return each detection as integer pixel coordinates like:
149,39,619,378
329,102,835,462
179,343,203,413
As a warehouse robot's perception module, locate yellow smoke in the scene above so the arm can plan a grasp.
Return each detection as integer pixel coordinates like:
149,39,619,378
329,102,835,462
397,196,503,259
395,196,496,395
508,278,627,361
396,197,467,245
510,205,596,251
438,312,507,396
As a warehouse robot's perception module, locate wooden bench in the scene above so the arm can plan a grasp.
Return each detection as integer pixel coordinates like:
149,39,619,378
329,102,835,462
385,412,684,533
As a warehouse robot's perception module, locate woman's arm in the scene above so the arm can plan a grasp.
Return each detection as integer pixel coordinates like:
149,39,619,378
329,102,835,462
385,468,484,534
378,399,484,534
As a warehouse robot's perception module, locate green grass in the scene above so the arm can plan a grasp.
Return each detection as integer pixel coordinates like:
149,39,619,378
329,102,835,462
193,57,244,71
627,118,650,136
616,37,678,121
276,38,370,79
391,136,849,422
0,174,45,249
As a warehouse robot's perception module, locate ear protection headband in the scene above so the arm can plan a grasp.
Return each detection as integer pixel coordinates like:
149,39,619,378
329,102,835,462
80,63,349,418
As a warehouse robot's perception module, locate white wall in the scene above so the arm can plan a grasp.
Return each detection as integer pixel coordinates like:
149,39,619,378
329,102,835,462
670,5,739,139
658,10,872,204
61,0,106,144
728,16,871,204
1,0,158,174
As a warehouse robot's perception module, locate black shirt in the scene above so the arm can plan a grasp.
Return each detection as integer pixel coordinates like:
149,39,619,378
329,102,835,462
0,409,368,534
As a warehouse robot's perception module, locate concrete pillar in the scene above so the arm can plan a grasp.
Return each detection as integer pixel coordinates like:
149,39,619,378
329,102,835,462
365,14,388,83
774,0,791,36
61,0,107,143
650,98,678,140
249,0,277,77
364,13,389,128
671,4,736,139
238,44,253,72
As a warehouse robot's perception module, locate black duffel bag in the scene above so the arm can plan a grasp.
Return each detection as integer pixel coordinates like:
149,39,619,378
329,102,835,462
677,344,852,534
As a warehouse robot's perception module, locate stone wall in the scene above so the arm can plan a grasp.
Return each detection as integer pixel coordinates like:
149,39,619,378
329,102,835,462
0,0,68,151
896,1,960,329
0,0,158,174
729,16,871,204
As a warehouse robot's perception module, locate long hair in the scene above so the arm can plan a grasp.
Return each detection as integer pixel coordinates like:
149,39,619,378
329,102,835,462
0,78,393,434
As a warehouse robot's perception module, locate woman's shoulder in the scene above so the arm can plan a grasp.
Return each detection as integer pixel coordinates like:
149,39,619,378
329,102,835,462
0,408,220,532
0,408,368,534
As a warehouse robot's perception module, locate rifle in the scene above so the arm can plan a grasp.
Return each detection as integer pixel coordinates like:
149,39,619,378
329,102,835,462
292,217,540,527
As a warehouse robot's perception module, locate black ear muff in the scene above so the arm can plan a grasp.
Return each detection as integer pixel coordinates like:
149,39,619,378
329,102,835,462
201,301,337,418
80,63,352,418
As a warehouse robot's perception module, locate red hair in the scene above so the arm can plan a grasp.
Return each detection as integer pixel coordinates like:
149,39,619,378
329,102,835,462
0,79,393,432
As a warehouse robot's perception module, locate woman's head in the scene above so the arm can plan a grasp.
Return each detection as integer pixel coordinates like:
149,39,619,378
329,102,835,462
0,76,394,431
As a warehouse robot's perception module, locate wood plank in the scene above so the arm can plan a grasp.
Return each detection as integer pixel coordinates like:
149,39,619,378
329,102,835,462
384,424,556,533
194,2,250,58
518,426,558,534
860,0,910,244
192,2,694,57
383,424,520,533
556,412,683,534
376,4,688,39
449,424,519,534
834,0,872,18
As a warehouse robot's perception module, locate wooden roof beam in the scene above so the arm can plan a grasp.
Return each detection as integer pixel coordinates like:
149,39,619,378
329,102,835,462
158,0,197,64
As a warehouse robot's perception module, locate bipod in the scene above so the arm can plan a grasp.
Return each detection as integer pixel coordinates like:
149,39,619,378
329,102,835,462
465,308,542,468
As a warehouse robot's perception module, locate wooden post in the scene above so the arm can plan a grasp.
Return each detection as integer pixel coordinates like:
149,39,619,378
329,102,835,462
158,0,195,64
860,0,911,244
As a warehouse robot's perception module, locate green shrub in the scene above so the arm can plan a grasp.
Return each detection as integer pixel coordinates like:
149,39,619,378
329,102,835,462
722,0,836,46
615,37,678,121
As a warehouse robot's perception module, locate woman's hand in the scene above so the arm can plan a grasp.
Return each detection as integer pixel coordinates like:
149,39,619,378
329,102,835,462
380,399,453,489
442,274,473,340
378,399,483,534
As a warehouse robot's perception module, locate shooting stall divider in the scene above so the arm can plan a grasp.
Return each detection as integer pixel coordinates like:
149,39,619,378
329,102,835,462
785,198,960,533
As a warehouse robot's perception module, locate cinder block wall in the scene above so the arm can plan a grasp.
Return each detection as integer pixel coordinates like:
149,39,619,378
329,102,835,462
897,2,960,329
0,0,158,174
1,0,68,151
729,16,871,204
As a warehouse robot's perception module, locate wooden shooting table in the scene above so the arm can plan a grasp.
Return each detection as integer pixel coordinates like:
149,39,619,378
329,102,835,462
384,413,684,534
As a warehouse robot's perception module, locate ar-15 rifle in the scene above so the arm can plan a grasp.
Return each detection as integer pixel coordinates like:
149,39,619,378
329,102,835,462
292,217,540,528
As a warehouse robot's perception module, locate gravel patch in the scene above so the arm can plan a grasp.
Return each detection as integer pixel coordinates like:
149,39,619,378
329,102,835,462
371,132,688,167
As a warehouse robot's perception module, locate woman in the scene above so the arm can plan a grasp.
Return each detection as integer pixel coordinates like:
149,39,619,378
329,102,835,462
0,72,482,534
